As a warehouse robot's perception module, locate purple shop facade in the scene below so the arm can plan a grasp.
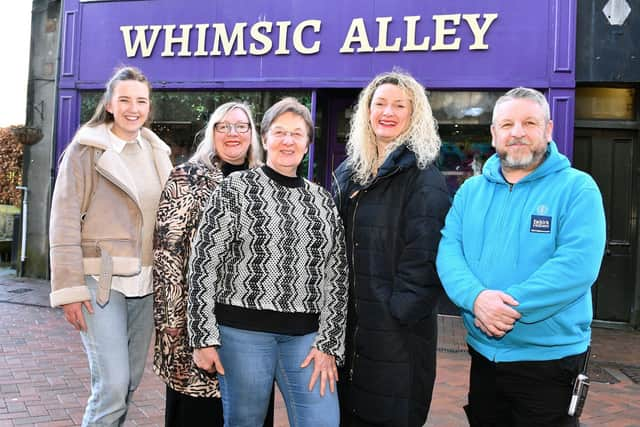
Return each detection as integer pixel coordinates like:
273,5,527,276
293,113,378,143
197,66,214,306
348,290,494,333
56,0,577,164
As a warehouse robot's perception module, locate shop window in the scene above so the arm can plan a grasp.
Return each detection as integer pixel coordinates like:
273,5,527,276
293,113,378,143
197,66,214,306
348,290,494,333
80,90,311,166
575,87,635,120
430,91,500,195
152,121,193,165
79,89,501,192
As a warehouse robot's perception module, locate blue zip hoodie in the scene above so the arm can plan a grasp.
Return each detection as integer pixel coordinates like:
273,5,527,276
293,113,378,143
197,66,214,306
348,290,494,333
436,141,606,362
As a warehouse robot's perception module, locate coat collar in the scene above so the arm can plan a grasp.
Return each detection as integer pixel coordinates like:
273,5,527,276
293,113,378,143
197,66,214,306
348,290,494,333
74,123,170,153
334,145,416,184
107,126,143,153
333,145,417,213
73,124,172,208
376,145,416,178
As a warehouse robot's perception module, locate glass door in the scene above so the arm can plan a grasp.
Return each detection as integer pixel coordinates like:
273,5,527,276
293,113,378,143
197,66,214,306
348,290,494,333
324,97,355,189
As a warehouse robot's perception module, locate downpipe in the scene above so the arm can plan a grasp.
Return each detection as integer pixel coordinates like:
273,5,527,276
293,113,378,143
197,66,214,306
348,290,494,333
16,186,28,276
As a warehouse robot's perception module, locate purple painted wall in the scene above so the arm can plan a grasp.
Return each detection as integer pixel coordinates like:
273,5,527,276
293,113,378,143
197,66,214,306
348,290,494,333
57,0,576,159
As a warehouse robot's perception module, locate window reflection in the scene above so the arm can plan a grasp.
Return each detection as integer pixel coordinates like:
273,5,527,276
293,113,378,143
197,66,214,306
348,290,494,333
80,90,311,165
79,89,502,194
430,91,501,125
575,87,635,120
430,91,499,194
437,124,494,195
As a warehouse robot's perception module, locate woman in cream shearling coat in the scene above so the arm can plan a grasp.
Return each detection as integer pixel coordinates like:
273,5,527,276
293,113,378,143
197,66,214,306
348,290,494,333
49,66,172,427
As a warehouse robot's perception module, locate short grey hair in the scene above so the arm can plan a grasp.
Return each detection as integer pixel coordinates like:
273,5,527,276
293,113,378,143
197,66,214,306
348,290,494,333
492,87,550,124
260,97,313,145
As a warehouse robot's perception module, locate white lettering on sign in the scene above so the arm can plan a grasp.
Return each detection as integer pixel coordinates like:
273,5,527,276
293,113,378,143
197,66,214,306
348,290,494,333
120,13,498,58
293,20,322,54
375,17,402,52
339,13,498,53
274,21,291,55
464,14,498,49
249,21,273,55
120,25,163,57
194,23,210,56
339,18,373,53
210,22,248,56
403,16,431,51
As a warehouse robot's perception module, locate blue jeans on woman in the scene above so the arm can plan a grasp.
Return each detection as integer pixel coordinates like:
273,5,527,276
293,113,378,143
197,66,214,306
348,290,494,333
79,277,153,426
217,325,340,427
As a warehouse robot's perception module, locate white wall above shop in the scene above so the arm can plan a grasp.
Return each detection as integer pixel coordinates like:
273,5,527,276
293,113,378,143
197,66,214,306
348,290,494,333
0,2,32,127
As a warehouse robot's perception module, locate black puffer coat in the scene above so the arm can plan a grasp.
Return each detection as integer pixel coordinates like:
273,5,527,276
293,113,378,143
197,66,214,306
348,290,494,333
332,145,451,427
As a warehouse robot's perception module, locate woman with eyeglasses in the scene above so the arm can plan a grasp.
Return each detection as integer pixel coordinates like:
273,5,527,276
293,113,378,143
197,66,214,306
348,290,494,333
188,97,349,427
152,102,270,426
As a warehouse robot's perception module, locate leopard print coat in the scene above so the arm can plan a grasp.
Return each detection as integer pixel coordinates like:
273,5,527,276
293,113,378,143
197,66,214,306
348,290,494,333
152,159,224,397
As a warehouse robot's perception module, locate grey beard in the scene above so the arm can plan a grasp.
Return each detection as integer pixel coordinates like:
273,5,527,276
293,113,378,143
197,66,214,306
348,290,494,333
500,148,547,170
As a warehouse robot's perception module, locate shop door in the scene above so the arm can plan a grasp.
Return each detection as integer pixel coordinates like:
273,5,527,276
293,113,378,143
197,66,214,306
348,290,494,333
324,97,354,189
573,129,636,322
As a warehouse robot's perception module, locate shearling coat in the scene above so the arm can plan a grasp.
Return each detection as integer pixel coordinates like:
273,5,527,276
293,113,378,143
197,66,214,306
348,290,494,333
332,145,451,427
49,124,172,307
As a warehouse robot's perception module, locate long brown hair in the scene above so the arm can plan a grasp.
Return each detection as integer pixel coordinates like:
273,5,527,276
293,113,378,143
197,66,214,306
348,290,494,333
85,66,153,128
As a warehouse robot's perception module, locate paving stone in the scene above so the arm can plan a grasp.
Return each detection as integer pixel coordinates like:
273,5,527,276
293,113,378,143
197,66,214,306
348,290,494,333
34,421,73,427
25,406,47,418
2,275,640,426
0,412,28,421
14,414,50,425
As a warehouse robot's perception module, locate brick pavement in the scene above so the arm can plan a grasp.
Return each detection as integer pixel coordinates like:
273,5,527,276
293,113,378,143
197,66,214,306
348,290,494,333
1,271,639,426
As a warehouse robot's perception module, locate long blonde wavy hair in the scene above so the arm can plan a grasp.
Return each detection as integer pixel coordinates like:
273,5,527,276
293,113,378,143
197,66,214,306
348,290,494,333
346,70,441,185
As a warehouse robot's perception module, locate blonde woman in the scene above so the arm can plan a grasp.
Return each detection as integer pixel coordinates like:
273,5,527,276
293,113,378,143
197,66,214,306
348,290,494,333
49,66,172,426
332,71,451,426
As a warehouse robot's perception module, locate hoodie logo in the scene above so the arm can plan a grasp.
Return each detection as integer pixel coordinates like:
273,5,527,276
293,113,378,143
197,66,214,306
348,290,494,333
530,215,551,233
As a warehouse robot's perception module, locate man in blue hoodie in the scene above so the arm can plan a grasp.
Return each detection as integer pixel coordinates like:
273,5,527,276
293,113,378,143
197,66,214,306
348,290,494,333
436,87,606,427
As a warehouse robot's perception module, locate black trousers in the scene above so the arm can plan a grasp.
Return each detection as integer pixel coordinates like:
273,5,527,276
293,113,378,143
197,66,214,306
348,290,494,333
165,385,275,427
165,385,223,427
466,346,587,427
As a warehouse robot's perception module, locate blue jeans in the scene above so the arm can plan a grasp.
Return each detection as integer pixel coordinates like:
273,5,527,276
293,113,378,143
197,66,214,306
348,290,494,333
217,325,340,427
79,277,153,427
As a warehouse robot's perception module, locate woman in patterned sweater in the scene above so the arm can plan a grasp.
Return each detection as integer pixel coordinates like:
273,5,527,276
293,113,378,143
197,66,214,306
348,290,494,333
189,97,349,427
152,102,265,426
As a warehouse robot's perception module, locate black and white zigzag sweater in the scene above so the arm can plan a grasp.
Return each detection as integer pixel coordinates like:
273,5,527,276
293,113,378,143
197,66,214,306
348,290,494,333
187,166,348,362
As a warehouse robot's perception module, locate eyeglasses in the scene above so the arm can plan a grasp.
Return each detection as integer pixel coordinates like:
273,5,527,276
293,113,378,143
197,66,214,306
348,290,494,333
214,122,251,134
270,127,307,142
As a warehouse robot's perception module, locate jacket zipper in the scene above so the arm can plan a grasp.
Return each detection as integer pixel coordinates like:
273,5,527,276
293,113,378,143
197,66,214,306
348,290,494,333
485,182,514,263
348,167,401,381
93,166,145,262
95,166,144,217
332,171,357,379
